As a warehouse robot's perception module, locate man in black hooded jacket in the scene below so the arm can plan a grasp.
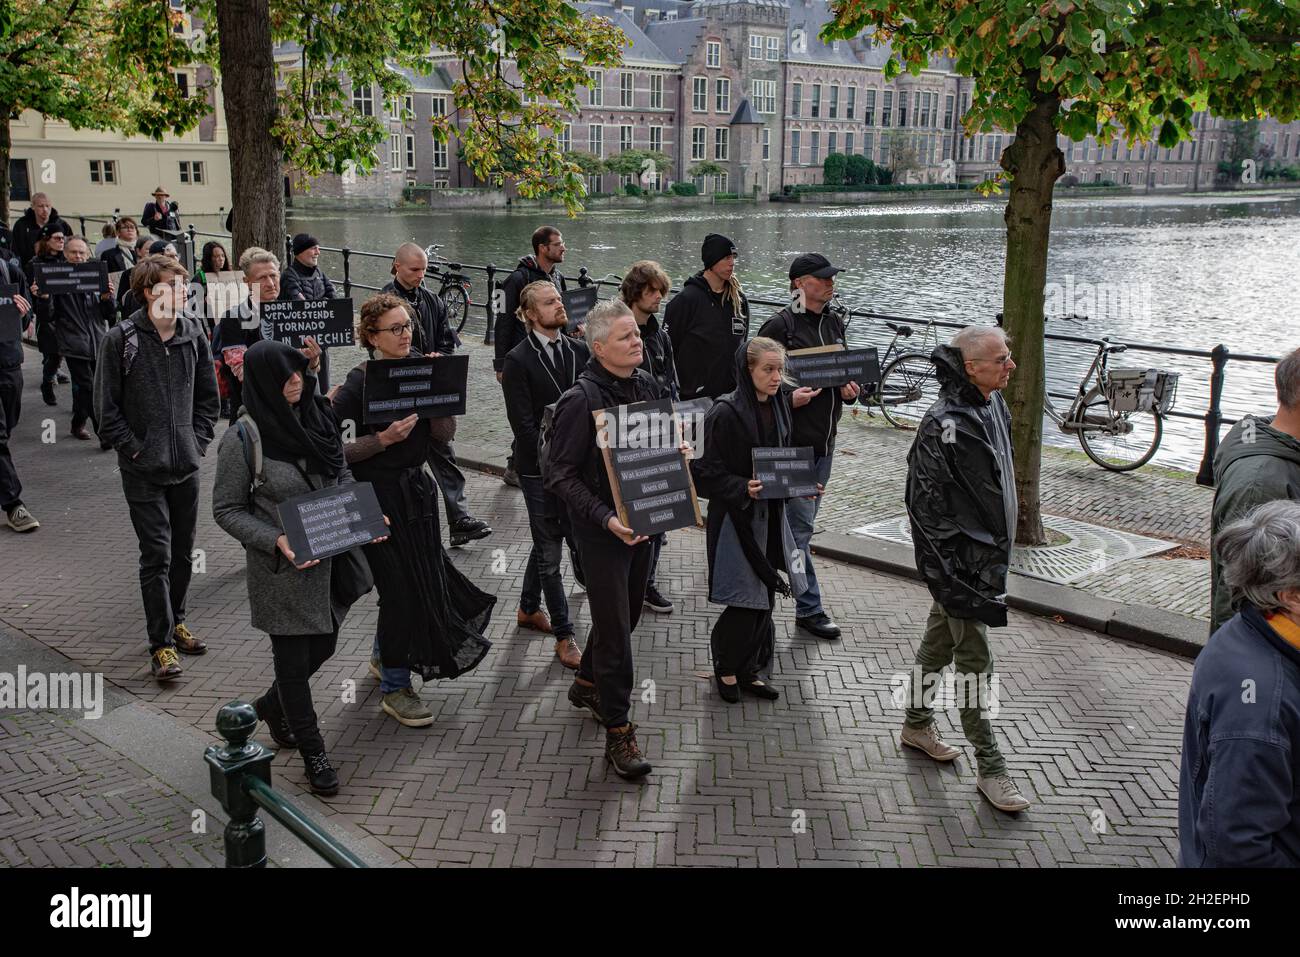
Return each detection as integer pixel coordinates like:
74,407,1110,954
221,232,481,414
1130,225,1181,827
13,193,73,267
664,233,749,401
901,326,1030,815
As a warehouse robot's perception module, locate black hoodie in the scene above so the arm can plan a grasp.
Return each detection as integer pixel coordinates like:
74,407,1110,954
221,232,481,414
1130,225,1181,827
757,302,856,458
52,282,115,361
495,255,567,371
13,207,74,267
663,272,749,400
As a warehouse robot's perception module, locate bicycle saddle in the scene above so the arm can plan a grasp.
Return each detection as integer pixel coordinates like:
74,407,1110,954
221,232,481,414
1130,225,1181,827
885,321,913,337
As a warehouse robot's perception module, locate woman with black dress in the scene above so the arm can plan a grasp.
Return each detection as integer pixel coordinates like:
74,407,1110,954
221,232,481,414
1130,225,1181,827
692,337,812,702
331,292,494,729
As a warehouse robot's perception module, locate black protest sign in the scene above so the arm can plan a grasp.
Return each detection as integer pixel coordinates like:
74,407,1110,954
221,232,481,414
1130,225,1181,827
753,446,818,499
34,260,108,296
787,344,881,390
562,285,598,332
0,282,23,344
277,482,387,563
362,354,469,423
263,298,355,349
596,397,702,536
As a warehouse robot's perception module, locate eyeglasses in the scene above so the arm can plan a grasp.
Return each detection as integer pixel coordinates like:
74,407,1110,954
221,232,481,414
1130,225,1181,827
377,321,413,336
970,353,1014,366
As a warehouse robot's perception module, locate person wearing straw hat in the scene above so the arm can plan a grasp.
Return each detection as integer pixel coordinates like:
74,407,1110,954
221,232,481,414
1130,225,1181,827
141,186,181,238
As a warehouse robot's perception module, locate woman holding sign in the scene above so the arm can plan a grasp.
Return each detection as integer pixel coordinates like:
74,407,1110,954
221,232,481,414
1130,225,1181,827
332,293,494,731
692,338,812,703
212,340,382,797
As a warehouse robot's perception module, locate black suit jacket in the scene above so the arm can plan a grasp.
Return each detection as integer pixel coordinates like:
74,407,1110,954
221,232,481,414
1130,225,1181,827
501,330,590,477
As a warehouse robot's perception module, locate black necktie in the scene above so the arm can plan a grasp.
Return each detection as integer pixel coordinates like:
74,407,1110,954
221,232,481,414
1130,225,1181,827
547,339,563,379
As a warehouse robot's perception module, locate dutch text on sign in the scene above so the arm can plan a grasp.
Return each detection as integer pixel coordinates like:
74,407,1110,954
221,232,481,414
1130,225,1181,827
362,354,469,423
263,298,356,349
753,446,818,499
786,344,881,390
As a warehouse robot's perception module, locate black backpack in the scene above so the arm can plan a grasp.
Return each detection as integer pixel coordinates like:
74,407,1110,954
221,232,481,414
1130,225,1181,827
537,377,601,484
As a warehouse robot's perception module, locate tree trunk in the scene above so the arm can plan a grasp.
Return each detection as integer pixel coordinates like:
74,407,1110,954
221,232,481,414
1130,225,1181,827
999,90,1063,547
214,0,283,257
0,111,11,225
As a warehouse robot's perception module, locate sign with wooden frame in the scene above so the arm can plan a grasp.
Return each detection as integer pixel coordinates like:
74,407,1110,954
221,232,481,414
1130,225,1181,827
594,397,703,537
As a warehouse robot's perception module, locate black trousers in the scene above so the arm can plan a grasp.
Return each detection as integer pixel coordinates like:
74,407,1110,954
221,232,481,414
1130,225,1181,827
64,357,97,430
573,527,653,729
262,631,338,756
711,604,775,680
40,350,60,383
120,471,200,652
0,365,21,511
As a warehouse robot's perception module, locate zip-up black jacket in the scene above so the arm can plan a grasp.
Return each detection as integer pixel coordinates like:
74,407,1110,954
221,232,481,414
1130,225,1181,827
0,256,27,369
282,259,338,302
381,278,455,356
13,207,73,266
501,330,590,478
757,303,856,458
494,256,567,371
663,272,749,400
637,312,679,400
52,284,115,361
94,309,220,482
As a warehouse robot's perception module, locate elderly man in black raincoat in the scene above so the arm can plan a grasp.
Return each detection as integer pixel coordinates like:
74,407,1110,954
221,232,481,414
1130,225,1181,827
901,325,1031,814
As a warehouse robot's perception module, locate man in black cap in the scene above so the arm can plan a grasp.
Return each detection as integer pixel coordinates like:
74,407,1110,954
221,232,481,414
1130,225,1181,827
757,253,861,641
281,234,338,302
664,233,749,401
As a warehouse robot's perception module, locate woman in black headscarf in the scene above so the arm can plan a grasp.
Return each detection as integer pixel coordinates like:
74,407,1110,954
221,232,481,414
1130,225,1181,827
691,338,812,703
212,339,383,796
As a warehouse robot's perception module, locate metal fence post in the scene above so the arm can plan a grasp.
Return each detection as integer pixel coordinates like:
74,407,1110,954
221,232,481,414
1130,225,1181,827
484,263,496,346
1196,344,1230,487
203,702,274,868
341,248,352,299
78,217,86,237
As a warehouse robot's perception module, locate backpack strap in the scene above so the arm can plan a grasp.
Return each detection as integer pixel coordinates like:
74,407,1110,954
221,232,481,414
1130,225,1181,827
233,413,265,509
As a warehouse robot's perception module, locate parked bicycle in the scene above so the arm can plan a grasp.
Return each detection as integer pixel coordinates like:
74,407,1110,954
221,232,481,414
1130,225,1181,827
423,244,473,333
843,306,944,429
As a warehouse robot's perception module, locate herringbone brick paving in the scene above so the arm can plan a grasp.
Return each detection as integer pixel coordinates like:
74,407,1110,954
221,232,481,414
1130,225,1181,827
0,348,1191,866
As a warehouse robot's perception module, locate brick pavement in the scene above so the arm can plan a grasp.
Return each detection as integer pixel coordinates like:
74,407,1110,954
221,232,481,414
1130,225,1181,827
0,348,1193,866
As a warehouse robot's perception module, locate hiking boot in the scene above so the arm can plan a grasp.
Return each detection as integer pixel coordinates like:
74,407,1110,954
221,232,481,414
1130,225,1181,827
381,688,434,728
71,423,92,441
796,612,841,640
517,608,553,633
303,751,340,796
567,679,605,723
40,380,56,406
255,695,298,750
555,637,581,671
643,585,674,614
977,773,1032,813
6,505,39,533
173,623,207,655
900,723,961,762
449,516,492,547
605,723,652,779
150,647,183,681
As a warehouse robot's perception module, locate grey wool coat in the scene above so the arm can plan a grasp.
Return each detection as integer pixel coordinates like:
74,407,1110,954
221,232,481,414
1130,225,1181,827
211,427,354,636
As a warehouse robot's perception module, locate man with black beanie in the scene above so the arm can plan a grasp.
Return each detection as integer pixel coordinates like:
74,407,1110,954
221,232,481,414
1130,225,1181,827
663,233,749,401
281,234,338,301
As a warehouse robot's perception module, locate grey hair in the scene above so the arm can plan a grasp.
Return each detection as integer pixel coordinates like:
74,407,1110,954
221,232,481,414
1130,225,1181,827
1217,499,1300,614
1275,346,1300,410
951,324,1008,359
585,298,634,345
239,246,279,274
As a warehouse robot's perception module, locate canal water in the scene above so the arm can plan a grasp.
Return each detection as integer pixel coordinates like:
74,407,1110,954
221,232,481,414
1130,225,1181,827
203,189,1299,471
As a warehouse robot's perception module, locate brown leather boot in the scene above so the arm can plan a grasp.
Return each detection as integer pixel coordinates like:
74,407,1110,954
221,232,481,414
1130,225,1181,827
605,723,652,779
554,637,581,670
517,608,552,634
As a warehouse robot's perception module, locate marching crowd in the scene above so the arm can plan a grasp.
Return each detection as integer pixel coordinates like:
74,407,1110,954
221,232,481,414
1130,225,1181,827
3,191,1299,864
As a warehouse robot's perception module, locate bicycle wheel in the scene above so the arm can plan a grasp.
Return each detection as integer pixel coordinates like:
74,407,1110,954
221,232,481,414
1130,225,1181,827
441,283,470,334
879,352,940,429
1075,386,1162,471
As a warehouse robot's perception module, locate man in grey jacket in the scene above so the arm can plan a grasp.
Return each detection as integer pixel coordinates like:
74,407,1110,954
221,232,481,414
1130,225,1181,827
1210,345,1300,634
94,254,220,681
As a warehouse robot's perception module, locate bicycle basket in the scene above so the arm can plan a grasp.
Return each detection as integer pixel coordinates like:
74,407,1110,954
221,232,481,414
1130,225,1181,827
1105,367,1178,414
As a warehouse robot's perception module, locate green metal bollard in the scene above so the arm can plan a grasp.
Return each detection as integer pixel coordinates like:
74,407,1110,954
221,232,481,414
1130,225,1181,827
204,702,275,868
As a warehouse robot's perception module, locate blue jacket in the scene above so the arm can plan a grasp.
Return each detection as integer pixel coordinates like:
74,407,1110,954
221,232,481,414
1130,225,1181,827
1178,603,1300,867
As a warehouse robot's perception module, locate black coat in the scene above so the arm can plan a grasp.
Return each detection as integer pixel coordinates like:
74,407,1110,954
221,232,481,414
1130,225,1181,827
757,303,856,458
141,201,181,235
637,313,679,400
381,278,455,356
52,286,115,361
26,252,61,355
905,344,1017,627
502,330,589,478
13,208,73,266
281,259,338,301
663,272,749,400
0,256,27,369
102,245,135,274
494,256,567,371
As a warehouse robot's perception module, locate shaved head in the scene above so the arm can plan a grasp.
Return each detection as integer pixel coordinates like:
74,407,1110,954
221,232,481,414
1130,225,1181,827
395,242,427,266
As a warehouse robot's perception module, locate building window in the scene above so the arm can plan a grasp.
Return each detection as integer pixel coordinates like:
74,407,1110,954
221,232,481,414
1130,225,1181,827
178,160,204,184
752,79,776,114
649,126,663,153
810,131,821,165
88,160,118,184
174,71,189,98
811,83,821,118
433,136,448,169
692,76,707,112
589,124,604,157
828,131,837,155
706,41,721,68
388,95,400,118
559,123,571,153
863,131,874,161
712,172,728,193
1111,139,1119,160
352,82,374,116
650,74,663,109
588,70,603,106
879,134,890,164
766,36,780,60
404,134,416,169
792,82,802,117
749,34,763,59
829,84,839,119
691,126,706,160
864,89,876,126
845,132,854,155
431,95,447,116
846,86,856,120
715,127,729,161
898,92,908,127
403,95,414,119
390,133,402,171
790,129,801,165
620,72,634,108
882,90,892,126
762,127,771,160
620,125,634,153
943,94,955,129
715,78,730,113
919,92,931,128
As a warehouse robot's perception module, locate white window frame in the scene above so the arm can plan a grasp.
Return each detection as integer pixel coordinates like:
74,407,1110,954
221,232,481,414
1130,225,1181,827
749,35,763,59
589,123,604,158
431,95,447,116
650,73,664,110
432,135,449,169
692,76,707,112
714,126,729,161
620,72,634,108
352,82,374,117
706,41,721,69
715,78,730,114
649,125,663,154
390,132,402,171
559,123,572,153
691,126,706,161
588,69,603,107
766,36,779,60
404,133,416,170
762,127,771,160
846,86,856,120
619,124,634,153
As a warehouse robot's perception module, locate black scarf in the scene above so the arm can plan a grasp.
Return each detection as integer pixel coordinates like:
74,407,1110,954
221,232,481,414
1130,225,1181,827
241,340,347,477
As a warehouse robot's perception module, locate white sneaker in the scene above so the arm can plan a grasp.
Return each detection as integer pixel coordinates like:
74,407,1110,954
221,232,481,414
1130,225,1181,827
6,504,39,533
977,773,1032,813
900,723,960,762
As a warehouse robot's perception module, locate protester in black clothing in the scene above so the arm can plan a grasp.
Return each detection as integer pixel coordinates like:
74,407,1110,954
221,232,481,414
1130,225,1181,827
381,242,491,547
13,193,73,266
281,234,337,301
26,226,68,405
141,186,181,237
545,298,670,780
663,233,749,401
199,241,229,277
101,218,140,273
757,253,861,641
0,221,20,273
332,293,495,730
212,340,384,795
52,237,116,442
501,280,589,671
0,255,36,533
620,260,679,616
115,234,157,320
94,255,220,681
693,338,811,702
